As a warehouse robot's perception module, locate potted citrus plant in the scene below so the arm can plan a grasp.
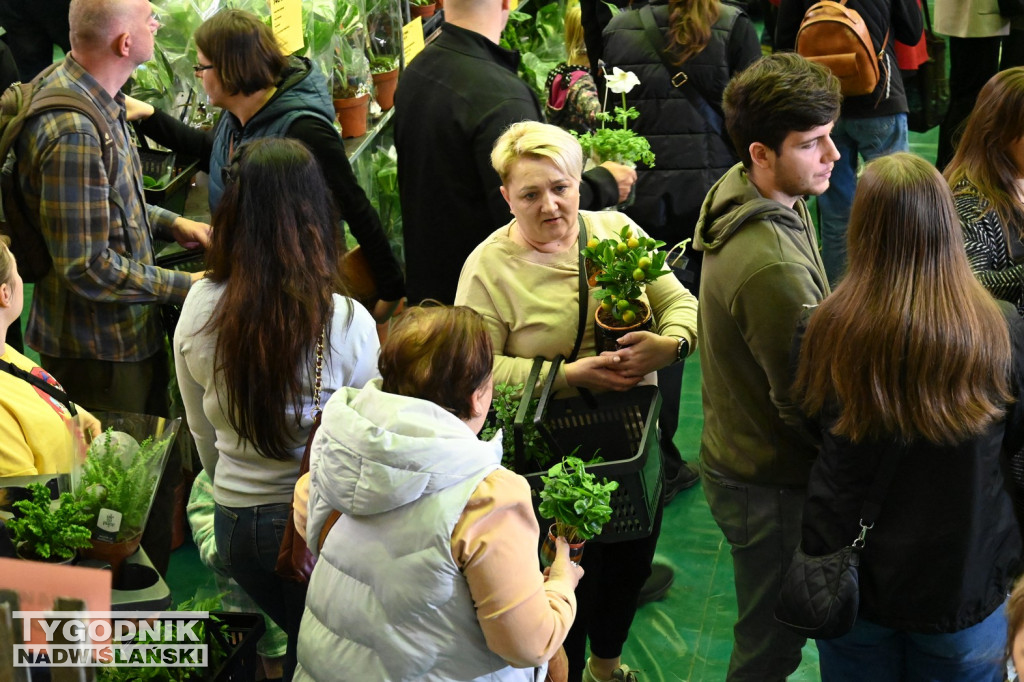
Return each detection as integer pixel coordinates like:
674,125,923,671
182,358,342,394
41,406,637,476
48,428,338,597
573,67,655,168
538,456,618,566
7,483,93,563
583,225,684,352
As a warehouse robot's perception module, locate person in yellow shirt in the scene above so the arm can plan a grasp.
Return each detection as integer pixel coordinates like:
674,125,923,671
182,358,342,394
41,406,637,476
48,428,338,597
0,236,99,476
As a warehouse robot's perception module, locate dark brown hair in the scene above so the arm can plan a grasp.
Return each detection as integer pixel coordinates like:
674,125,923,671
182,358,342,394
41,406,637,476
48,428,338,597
205,138,346,460
944,67,1024,239
1008,575,1024,663
666,0,720,65
194,9,287,96
794,153,1012,445
379,305,492,420
723,52,841,166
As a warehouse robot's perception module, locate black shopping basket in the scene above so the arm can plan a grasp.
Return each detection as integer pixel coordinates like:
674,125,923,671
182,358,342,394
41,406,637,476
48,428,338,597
513,356,663,543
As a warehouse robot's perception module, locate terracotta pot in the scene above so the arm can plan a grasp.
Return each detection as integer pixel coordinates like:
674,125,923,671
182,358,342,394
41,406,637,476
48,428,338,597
410,2,436,19
372,68,399,111
79,534,142,583
540,525,585,568
333,93,370,139
594,299,654,353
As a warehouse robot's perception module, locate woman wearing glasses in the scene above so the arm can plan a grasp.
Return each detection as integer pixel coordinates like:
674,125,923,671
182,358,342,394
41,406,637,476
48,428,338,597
128,9,404,322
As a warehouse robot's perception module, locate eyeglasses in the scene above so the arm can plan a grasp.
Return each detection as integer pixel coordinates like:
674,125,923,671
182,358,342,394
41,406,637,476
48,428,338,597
193,64,214,74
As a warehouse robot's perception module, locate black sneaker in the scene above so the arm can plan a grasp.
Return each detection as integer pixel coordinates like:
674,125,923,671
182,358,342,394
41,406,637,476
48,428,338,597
662,460,700,505
637,562,674,606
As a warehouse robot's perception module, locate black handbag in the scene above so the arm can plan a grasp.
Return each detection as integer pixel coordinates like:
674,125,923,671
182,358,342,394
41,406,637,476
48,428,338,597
904,0,950,133
775,449,902,639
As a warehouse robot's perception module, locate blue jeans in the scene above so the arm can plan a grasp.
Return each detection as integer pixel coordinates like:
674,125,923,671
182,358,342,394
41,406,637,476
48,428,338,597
818,113,908,285
215,502,307,682
817,603,1007,682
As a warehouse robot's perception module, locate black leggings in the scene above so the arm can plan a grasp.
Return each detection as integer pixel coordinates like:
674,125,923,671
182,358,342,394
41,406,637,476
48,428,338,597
563,500,665,681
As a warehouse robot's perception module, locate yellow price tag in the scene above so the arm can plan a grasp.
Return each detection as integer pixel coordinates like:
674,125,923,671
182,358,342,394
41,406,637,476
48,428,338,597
403,17,426,64
509,0,519,10
270,0,304,55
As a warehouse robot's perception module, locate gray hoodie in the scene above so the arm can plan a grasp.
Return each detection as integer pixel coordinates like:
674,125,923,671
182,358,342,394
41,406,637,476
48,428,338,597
694,163,828,486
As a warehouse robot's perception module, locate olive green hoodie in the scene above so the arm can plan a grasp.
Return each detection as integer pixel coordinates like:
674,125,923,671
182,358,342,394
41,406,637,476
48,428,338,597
693,163,829,486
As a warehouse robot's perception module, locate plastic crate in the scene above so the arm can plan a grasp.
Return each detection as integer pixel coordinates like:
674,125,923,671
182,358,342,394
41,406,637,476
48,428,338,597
513,357,663,543
138,148,200,206
206,611,265,682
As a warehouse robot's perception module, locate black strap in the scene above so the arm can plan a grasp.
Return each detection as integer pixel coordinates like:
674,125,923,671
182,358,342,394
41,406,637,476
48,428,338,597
569,214,588,363
0,358,77,416
638,5,726,138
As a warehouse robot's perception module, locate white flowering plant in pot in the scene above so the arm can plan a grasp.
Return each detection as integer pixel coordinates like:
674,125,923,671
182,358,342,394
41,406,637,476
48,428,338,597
573,67,655,167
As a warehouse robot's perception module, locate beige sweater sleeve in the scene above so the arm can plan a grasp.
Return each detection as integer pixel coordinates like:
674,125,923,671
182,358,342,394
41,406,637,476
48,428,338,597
451,468,577,668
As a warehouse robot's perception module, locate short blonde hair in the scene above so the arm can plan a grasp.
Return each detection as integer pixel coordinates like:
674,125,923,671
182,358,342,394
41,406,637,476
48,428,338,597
491,121,584,184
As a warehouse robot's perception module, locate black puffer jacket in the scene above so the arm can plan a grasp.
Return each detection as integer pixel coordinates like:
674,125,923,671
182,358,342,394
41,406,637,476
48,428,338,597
776,0,923,118
602,1,760,291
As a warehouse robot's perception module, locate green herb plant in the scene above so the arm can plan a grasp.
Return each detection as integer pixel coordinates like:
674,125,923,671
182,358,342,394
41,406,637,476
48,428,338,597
78,428,173,542
583,225,685,325
7,483,93,562
332,2,372,99
573,67,655,167
479,383,553,472
499,0,566,99
538,456,618,543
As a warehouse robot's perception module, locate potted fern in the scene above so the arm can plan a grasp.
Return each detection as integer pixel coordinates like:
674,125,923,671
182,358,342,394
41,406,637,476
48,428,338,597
7,483,93,563
75,417,180,579
538,456,618,566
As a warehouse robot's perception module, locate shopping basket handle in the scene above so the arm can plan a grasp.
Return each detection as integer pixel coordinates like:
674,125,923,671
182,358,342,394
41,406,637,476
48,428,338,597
514,357,547,473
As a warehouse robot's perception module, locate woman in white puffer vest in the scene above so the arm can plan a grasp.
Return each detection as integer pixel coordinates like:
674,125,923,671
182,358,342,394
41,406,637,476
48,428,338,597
293,305,584,682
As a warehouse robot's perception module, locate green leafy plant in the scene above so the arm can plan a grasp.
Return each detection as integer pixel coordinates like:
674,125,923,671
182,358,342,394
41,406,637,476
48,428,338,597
7,483,93,562
538,456,617,543
332,3,372,99
583,224,684,325
409,0,434,7
77,428,173,542
370,54,399,74
363,146,404,266
479,383,554,471
573,67,655,167
499,0,566,99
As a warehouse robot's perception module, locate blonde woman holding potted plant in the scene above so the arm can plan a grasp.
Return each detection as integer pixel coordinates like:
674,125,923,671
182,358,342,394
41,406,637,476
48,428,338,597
294,305,583,682
456,121,698,682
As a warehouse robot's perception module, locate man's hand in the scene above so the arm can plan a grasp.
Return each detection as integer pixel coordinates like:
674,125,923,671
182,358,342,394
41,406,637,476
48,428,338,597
171,217,211,250
598,161,638,204
124,95,155,122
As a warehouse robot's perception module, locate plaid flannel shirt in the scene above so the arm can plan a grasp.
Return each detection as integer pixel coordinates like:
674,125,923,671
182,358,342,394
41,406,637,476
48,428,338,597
16,56,192,361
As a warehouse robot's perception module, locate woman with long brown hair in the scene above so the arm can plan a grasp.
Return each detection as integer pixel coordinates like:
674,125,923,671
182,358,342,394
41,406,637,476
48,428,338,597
944,67,1024,316
173,137,380,681
792,152,1024,681
600,0,759,499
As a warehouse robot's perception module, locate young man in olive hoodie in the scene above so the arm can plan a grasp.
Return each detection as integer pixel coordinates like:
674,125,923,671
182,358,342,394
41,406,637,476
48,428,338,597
693,53,841,681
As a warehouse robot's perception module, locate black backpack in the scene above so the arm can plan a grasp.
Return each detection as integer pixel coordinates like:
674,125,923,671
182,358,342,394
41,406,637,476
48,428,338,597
0,62,120,282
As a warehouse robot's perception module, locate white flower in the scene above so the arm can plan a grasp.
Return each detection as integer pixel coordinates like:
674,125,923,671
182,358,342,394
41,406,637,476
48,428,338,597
605,67,641,94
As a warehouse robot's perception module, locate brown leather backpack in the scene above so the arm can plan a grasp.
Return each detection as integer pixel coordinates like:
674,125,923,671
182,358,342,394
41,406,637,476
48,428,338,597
796,0,889,97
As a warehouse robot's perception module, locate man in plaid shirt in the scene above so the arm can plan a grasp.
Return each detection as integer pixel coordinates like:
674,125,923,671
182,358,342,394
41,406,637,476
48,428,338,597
13,0,210,575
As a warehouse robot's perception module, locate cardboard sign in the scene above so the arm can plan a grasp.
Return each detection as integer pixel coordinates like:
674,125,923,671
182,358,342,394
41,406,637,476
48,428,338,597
271,0,304,55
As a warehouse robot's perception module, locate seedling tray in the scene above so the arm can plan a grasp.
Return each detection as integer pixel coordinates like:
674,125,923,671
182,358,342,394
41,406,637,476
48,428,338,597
514,357,663,543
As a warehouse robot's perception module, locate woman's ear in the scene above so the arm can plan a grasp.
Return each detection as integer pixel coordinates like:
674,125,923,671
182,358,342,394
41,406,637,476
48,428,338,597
500,185,513,213
0,282,10,309
470,382,490,419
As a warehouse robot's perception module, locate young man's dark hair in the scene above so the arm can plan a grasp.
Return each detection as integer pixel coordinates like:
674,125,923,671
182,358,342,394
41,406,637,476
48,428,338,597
723,52,842,166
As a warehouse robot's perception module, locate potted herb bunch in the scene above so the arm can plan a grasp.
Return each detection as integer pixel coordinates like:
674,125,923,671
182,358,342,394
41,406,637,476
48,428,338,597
573,67,655,170
76,420,179,579
583,224,686,352
6,483,93,563
333,3,373,138
538,456,618,566
409,0,437,20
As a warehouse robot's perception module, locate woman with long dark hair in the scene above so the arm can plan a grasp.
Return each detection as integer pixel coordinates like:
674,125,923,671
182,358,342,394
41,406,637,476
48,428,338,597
792,152,1024,680
173,138,380,681
944,67,1024,315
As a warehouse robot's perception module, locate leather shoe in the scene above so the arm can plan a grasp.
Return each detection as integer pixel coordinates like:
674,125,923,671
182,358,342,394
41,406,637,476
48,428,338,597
637,562,674,606
663,460,700,505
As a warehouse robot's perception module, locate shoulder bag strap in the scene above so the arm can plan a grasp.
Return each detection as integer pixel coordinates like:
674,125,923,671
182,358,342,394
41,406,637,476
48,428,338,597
638,4,726,137
569,214,589,363
851,445,904,548
0,358,77,416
